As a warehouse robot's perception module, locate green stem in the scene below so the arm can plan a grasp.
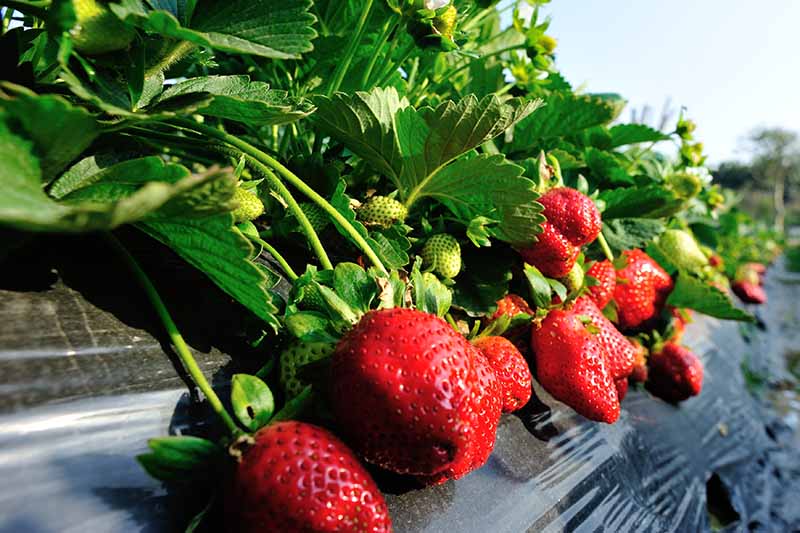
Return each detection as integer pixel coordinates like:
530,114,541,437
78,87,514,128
597,232,615,262
105,233,242,437
375,41,415,88
145,40,196,79
3,1,49,18
425,44,525,96
327,0,375,95
246,234,299,281
360,17,399,88
168,118,387,274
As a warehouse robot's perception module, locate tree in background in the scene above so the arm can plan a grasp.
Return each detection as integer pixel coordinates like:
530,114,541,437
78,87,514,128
744,128,800,232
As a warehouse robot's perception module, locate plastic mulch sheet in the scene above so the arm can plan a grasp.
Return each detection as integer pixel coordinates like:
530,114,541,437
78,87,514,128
1,236,799,532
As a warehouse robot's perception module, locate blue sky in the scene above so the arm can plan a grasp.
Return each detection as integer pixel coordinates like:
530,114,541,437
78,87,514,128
525,0,800,165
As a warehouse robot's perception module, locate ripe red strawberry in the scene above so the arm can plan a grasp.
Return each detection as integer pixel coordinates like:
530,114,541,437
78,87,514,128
539,187,603,245
613,249,674,331
473,336,532,413
572,296,635,380
586,260,616,310
708,254,723,268
732,281,767,304
490,294,534,321
530,308,620,423
629,338,649,383
330,308,501,477
518,221,580,278
517,187,601,278
615,378,629,401
646,342,703,403
419,348,502,485
226,421,392,533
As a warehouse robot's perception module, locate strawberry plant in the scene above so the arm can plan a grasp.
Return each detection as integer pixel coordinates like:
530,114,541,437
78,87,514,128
0,0,782,529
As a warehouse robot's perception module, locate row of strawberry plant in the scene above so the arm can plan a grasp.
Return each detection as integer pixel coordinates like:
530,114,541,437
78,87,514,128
0,0,779,531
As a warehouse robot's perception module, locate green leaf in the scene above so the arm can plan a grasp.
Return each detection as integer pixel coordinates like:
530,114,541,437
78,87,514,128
150,75,310,125
314,282,360,325
523,263,552,309
314,88,540,197
139,215,280,327
608,124,670,147
599,185,683,219
602,218,666,254
137,436,220,482
333,263,377,315
511,92,623,152
411,154,545,245
284,311,338,342
1,82,100,181
666,272,754,322
0,124,232,232
411,258,452,317
584,148,634,185
231,374,275,431
111,0,317,59
50,155,189,199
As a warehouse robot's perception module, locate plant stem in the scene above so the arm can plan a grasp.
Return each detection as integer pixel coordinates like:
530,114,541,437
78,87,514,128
168,118,387,274
145,40,196,79
375,41,415,88
597,232,615,262
425,43,525,97
105,233,242,437
245,234,299,281
360,17,398,88
327,0,375,96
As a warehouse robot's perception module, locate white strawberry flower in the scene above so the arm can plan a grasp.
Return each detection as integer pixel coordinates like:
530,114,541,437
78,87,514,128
686,167,713,185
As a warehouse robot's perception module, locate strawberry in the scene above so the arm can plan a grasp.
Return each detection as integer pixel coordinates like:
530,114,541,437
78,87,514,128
615,378,629,401
330,308,501,476
418,347,502,485
518,221,580,278
586,260,616,310
231,187,265,223
629,339,649,383
572,296,635,380
432,4,457,39
279,341,335,399
489,294,535,355
297,202,329,233
732,281,767,304
530,308,620,423
646,342,703,403
70,0,135,55
473,336,532,413
657,229,708,271
518,187,601,278
708,254,723,268
226,421,392,533
490,294,534,321
744,262,767,275
357,196,407,228
421,234,461,279
613,249,674,331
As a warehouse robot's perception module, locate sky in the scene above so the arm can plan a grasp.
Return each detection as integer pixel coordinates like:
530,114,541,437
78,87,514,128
525,0,800,165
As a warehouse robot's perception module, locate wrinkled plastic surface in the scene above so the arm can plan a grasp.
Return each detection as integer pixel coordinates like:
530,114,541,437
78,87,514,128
1,239,799,532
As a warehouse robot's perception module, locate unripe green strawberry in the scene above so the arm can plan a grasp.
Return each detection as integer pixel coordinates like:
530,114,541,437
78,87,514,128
231,188,264,223
357,196,407,228
422,234,461,279
296,202,329,233
666,172,702,199
70,0,135,55
658,229,708,271
298,283,326,312
279,341,335,399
